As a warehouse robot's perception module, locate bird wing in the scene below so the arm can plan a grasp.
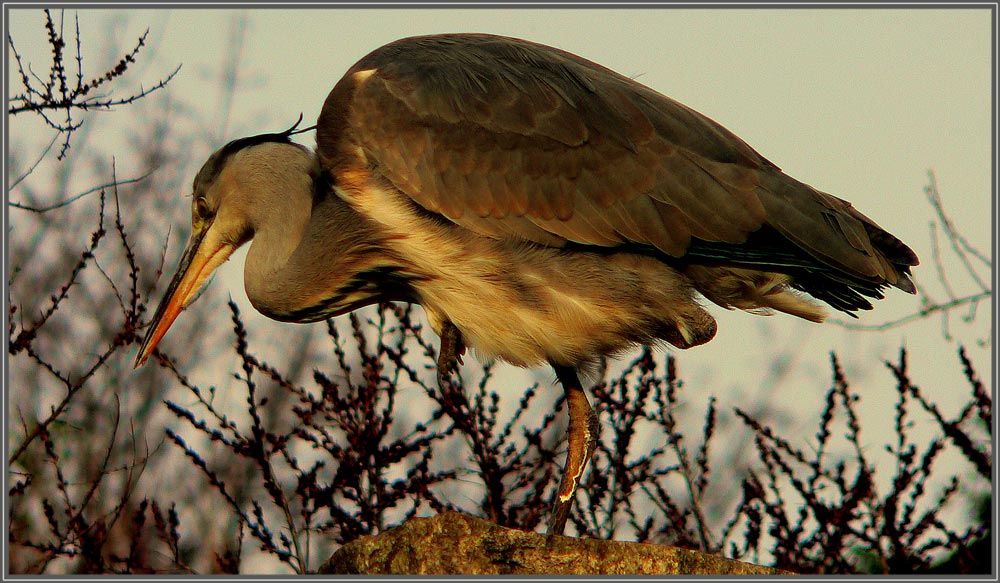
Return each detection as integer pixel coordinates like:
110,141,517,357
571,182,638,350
318,33,915,286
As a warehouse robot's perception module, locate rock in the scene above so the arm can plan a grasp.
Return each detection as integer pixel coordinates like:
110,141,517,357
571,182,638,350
321,511,791,575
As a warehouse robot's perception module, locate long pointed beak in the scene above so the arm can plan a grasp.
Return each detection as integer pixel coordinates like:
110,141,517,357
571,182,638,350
134,226,236,367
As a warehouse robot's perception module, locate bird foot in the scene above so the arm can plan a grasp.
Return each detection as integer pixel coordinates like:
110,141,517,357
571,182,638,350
436,320,465,390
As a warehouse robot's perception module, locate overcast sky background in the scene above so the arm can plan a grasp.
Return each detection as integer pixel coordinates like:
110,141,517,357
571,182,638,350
7,6,993,562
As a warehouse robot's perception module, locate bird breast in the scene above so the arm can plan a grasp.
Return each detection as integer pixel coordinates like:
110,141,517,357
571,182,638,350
333,177,717,368
415,241,718,368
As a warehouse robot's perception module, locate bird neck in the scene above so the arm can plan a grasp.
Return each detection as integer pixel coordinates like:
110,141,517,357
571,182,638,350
241,151,318,317
243,169,410,322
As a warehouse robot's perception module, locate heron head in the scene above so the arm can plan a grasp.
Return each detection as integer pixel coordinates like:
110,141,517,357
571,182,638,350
134,130,313,368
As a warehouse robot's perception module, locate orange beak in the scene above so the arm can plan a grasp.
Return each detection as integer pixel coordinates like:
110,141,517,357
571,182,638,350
134,226,236,367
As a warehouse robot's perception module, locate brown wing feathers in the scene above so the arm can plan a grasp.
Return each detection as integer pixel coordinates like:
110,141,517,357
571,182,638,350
327,33,916,315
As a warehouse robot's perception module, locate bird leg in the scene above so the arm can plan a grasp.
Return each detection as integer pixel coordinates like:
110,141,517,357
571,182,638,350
436,319,465,390
547,364,599,536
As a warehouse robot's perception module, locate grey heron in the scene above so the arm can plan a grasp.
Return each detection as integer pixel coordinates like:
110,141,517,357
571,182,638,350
134,33,918,536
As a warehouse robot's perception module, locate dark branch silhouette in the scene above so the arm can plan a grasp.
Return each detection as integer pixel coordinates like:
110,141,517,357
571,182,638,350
8,9,180,159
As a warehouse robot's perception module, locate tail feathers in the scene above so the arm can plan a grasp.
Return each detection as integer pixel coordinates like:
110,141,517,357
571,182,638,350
684,265,828,323
682,219,917,317
857,215,919,293
759,283,828,322
754,173,919,297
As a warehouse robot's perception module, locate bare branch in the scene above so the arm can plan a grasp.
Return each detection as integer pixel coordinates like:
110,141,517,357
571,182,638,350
829,171,991,336
7,10,181,159
7,134,59,191
829,291,991,332
924,170,991,274
9,171,152,213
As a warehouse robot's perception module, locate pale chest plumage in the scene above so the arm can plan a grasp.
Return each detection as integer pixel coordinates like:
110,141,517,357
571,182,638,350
334,178,715,367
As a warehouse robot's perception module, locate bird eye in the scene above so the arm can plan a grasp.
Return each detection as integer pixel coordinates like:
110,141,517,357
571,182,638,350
195,197,212,220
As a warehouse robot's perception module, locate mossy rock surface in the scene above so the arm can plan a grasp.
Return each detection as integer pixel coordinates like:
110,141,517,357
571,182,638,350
322,511,793,575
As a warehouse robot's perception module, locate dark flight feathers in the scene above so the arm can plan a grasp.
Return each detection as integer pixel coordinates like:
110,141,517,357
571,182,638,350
318,33,917,315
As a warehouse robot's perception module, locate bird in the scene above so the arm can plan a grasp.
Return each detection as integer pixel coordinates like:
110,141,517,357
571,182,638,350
133,33,918,536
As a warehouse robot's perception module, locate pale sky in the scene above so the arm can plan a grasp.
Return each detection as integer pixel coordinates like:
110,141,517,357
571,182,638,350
7,6,993,566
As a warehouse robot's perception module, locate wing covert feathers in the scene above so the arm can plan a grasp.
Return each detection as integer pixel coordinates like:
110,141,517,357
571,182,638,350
316,33,918,319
